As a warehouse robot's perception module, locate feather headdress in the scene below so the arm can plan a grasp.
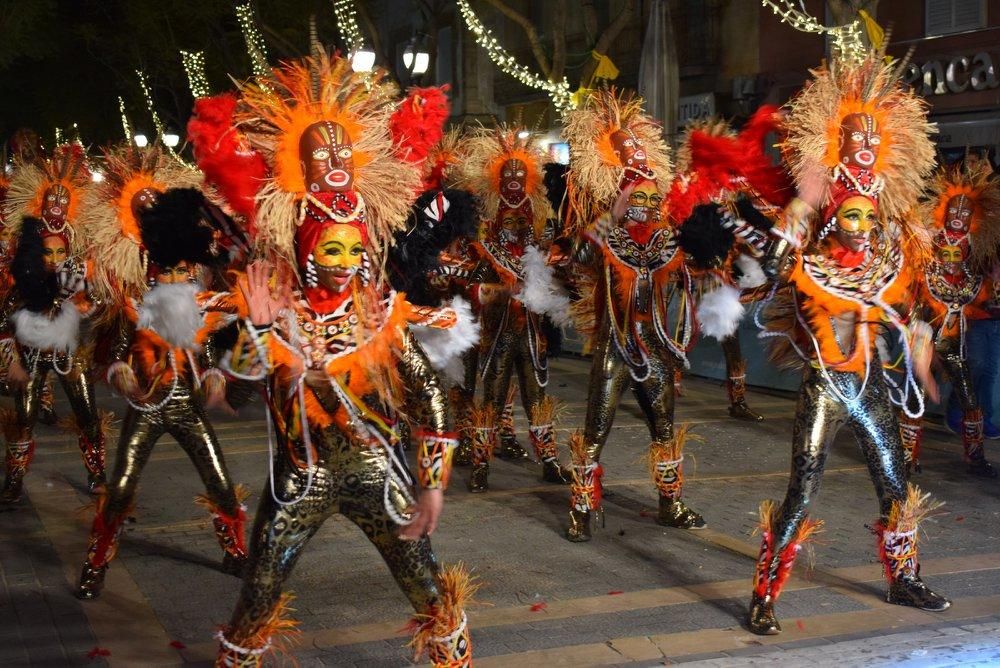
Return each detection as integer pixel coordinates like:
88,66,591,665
82,144,204,298
924,155,999,270
232,51,421,272
460,124,550,240
563,88,672,229
5,143,91,253
782,50,935,222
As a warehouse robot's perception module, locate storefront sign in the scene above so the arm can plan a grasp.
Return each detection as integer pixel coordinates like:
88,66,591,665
678,93,715,126
902,51,999,96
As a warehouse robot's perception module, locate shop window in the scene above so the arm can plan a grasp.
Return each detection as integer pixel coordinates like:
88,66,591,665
926,0,986,36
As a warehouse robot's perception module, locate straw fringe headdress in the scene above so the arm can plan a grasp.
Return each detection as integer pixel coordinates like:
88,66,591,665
81,144,204,298
5,143,91,254
460,124,550,239
232,51,421,271
563,88,672,228
924,155,1000,270
782,51,935,221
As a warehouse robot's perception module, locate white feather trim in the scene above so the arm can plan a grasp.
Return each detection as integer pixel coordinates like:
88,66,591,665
518,244,572,326
735,254,767,289
138,282,203,350
696,284,745,341
411,296,481,386
13,302,82,353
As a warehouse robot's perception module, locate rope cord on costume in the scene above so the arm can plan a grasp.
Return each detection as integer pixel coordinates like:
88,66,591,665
264,377,317,507
214,629,271,657
605,264,652,382
479,301,509,382
126,350,180,413
525,313,549,388
51,350,74,376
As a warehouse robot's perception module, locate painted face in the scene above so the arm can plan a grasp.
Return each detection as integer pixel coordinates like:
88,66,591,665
42,184,70,226
497,204,530,243
313,223,363,292
838,113,881,170
610,129,655,186
130,188,159,220
831,195,877,253
624,181,662,224
0,224,11,254
42,235,68,272
156,261,194,284
300,121,355,193
499,158,527,204
938,244,965,276
944,195,973,236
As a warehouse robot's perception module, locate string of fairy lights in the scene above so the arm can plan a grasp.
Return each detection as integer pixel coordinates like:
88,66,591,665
235,1,271,78
332,0,364,56
179,49,211,98
117,96,132,141
455,0,575,112
761,0,866,62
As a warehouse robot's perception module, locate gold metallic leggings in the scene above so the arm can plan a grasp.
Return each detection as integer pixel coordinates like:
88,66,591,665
583,319,676,461
481,328,545,428
14,356,100,442
763,363,908,584
101,389,240,519
226,433,442,635
937,345,977,411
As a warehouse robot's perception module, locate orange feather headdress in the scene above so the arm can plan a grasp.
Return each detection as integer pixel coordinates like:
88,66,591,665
5,143,91,253
563,88,672,230
81,143,204,299
783,50,935,223
232,51,421,273
461,124,550,239
924,155,1000,270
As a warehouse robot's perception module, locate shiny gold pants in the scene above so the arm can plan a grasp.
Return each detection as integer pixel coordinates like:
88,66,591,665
225,432,442,641
582,320,676,462
102,390,240,520
481,328,545,442
759,363,908,594
13,355,101,442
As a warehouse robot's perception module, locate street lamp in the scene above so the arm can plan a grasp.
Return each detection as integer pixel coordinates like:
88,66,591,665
134,134,149,148
351,47,376,73
403,39,430,75
162,132,180,148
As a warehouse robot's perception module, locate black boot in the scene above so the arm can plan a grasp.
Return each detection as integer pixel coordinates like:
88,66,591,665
75,563,108,600
747,592,781,635
656,497,706,530
886,572,951,611
566,509,592,542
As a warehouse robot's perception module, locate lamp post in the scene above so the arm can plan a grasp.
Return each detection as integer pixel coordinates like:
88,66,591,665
351,46,376,73
162,131,180,148
134,134,149,148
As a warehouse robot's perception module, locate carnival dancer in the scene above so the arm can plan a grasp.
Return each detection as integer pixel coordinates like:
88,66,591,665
669,109,794,422
748,51,950,635
560,89,705,541
461,125,572,492
901,156,1000,476
0,145,106,502
192,51,474,666
74,145,250,599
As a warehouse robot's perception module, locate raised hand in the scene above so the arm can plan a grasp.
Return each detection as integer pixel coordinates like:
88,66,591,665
239,260,283,327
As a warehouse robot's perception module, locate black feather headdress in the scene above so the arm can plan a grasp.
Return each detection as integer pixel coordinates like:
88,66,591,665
388,188,480,306
677,204,735,270
11,217,60,312
138,188,230,269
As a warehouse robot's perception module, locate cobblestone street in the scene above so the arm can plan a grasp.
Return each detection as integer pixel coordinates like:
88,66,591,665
2,355,1000,666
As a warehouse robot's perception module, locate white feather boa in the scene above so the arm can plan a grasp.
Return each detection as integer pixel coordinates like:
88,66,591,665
517,244,572,327
696,284,744,341
138,282,203,350
735,254,767,289
13,301,82,353
411,296,480,386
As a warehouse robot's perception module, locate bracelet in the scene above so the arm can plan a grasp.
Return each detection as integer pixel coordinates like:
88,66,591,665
415,431,458,490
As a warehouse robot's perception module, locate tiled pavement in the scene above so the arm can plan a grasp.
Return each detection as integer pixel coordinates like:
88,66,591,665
1,355,999,666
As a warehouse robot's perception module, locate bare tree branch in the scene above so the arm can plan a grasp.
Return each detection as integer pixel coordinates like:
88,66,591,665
578,0,636,88
551,0,567,82
483,0,552,80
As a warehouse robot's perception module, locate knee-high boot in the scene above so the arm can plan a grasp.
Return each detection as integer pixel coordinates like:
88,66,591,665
747,500,823,635
898,413,923,476
961,408,996,477
215,593,299,667
410,565,476,668
727,359,764,422
2,440,35,503
566,431,602,543
76,497,131,599
467,404,495,493
878,484,951,610
497,384,528,460
648,425,705,530
529,397,570,484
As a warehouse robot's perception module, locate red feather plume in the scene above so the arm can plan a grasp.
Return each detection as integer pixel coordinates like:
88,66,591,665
390,85,451,166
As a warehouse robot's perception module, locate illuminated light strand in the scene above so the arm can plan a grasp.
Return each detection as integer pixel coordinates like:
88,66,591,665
136,69,165,138
180,49,211,98
235,1,271,78
761,0,865,63
332,0,364,55
118,96,132,141
456,0,575,112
